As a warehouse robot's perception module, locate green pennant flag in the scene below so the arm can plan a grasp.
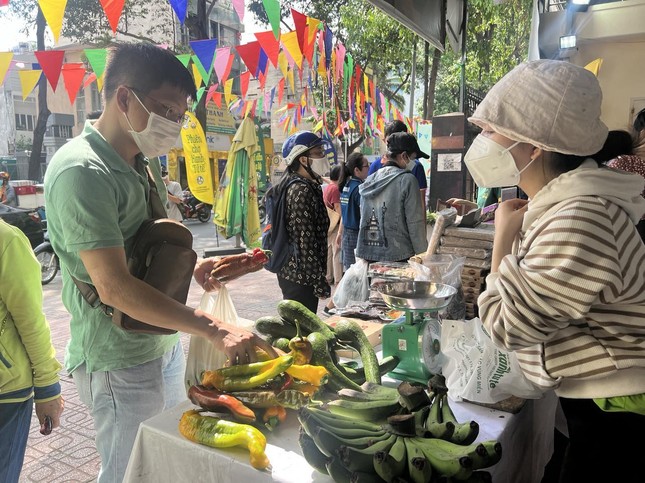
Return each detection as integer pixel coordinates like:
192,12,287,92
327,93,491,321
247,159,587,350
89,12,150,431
176,54,191,68
192,55,210,86
195,86,206,104
84,49,107,78
262,0,281,40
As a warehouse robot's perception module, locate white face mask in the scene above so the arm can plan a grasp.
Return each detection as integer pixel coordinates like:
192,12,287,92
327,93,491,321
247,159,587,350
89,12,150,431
464,135,533,188
405,155,416,172
124,90,182,158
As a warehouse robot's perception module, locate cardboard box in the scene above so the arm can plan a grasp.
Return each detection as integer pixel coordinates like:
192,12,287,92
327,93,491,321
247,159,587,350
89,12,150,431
324,315,384,358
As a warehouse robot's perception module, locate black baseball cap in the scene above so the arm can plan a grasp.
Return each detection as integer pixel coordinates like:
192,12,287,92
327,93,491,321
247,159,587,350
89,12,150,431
387,132,430,159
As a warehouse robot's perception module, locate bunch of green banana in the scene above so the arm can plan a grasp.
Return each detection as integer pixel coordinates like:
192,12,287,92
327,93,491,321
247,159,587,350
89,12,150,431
324,381,403,422
422,392,479,445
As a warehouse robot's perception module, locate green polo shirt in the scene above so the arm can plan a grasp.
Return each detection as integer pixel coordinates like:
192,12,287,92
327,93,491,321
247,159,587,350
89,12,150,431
44,121,179,374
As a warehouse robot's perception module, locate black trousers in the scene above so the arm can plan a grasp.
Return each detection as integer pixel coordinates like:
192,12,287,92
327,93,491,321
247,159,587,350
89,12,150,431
558,397,645,483
277,277,319,314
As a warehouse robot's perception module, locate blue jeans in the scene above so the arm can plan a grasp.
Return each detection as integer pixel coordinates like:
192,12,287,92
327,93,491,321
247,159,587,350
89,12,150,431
0,398,33,483
73,341,186,483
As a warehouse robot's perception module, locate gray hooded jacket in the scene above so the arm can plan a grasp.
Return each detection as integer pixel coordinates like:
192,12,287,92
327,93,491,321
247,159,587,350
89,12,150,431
356,165,428,262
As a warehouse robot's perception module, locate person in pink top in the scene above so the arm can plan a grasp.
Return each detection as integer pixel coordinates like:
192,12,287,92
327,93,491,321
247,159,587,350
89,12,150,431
323,165,343,286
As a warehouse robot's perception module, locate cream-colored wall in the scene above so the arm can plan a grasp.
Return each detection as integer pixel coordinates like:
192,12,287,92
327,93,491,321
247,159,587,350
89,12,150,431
573,41,645,130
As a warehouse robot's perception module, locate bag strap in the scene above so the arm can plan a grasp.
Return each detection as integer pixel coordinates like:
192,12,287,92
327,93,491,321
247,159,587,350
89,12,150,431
71,164,167,313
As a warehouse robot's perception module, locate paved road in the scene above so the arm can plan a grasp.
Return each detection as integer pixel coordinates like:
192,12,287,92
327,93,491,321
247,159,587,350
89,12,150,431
19,219,311,483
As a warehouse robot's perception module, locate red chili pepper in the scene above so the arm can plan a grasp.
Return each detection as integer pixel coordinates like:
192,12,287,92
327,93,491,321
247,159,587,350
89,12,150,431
279,373,294,391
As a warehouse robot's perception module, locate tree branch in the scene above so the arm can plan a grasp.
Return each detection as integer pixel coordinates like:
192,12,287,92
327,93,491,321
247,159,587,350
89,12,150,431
115,28,159,44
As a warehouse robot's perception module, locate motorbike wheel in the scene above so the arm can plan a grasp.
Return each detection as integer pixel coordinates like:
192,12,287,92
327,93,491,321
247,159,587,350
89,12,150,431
35,247,59,285
198,206,212,222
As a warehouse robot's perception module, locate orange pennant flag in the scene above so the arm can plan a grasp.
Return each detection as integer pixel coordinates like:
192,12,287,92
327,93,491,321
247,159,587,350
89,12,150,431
35,50,65,92
61,63,86,104
240,71,250,99
38,0,68,42
18,69,42,100
99,0,125,34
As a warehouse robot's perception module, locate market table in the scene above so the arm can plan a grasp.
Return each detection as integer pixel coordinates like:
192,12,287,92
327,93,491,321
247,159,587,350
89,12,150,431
123,390,558,483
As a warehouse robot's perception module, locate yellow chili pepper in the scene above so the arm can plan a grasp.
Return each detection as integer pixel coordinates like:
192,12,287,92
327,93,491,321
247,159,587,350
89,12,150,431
179,410,270,470
202,355,294,391
285,364,329,386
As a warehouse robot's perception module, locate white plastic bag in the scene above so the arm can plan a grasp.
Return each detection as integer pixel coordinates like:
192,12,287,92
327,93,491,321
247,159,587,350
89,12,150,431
441,318,543,403
184,286,253,392
333,258,369,309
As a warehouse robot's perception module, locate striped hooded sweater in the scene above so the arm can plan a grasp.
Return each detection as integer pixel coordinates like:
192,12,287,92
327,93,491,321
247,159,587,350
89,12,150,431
479,160,645,399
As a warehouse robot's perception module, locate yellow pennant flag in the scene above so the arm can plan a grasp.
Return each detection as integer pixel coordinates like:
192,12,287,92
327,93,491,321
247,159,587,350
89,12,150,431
19,69,42,100
281,31,303,69
224,78,234,107
277,51,289,81
38,0,68,43
363,73,369,101
584,58,603,77
287,69,295,94
96,74,104,91
191,63,203,89
0,52,14,86
180,111,214,204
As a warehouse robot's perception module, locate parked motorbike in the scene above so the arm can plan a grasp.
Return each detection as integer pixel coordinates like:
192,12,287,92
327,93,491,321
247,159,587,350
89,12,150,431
181,190,212,223
34,231,59,285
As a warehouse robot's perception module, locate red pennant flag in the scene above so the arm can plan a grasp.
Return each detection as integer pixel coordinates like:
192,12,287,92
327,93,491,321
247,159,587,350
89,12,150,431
34,50,65,92
291,9,307,54
99,0,125,34
83,72,97,88
235,42,261,79
278,78,285,105
0,0,10,6
212,91,222,108
61,63,86,105
254,30,280,68
240,71,251,99
258,71,267,90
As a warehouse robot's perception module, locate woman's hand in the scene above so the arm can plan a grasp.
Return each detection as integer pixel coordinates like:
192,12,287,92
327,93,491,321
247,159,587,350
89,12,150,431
193,257,223,292
35,395,64,435
491,199,529,272
445,198,478,213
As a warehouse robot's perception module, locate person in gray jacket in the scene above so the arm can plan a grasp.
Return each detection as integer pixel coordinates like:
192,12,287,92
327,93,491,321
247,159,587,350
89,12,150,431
356,132,429,262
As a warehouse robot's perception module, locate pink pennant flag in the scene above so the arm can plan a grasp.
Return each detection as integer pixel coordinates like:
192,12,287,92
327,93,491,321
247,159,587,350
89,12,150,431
213,47,232,83
83,72,96,88
264,90,271,115
335,43,346,81
205,84,219,105
232,0,244,22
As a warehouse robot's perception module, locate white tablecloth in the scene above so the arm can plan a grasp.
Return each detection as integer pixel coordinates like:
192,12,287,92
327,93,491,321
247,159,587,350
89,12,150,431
123,392,558,483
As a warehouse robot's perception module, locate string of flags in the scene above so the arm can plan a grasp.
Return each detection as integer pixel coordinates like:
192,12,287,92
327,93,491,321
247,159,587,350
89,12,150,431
0,0,411,138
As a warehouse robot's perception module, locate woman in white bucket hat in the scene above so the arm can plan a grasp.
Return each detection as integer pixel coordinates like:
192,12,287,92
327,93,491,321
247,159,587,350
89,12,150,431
469,60,645,482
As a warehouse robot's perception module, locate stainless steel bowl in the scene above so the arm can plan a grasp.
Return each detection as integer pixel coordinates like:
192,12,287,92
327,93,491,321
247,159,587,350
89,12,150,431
377,281,457,311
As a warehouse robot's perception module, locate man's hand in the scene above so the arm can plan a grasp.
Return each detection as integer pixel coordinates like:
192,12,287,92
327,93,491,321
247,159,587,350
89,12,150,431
445,198,478,213
193,257,223,292
205,316,278,364
35,395,64,435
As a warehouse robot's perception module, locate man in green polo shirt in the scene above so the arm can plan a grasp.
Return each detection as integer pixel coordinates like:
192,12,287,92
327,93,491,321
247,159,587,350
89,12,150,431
44,43,275,483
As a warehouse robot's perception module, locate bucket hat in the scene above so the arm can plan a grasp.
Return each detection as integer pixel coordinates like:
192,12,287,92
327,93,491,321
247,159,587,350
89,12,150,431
469,60,608,156
282,131,324,166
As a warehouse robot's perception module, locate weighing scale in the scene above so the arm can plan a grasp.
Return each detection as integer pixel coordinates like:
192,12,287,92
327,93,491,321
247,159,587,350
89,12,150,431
378,281,457,384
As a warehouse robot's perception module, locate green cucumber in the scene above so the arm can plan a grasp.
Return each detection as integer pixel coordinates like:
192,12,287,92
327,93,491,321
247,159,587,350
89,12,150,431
338,356,400,384
308,331,362,391
333,319,381,384
254,315,297,339
272,337,291,352
277,300,336,341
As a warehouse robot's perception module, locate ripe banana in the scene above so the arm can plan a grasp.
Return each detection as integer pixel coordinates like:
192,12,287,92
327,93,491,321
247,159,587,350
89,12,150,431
440,395,479,445
298,428,329,475
403,437,433,483
425,394,455,441
326,397,401,422
302,407,385,433
337,433,398,472
373,435,407,481
409,437,474,480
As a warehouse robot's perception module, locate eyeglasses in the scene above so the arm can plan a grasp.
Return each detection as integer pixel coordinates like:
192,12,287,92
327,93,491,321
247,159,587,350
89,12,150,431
127,87,187,124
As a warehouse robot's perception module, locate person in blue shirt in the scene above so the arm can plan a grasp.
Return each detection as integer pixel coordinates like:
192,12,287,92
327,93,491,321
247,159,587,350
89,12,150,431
338,152,370,270
368,120,428,212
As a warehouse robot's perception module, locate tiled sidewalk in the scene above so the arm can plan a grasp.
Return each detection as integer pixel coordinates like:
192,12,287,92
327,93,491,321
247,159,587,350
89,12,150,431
19,264,314,482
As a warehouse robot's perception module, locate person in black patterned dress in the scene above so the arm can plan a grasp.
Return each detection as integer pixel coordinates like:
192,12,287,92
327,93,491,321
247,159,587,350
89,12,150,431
275,131,331,313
